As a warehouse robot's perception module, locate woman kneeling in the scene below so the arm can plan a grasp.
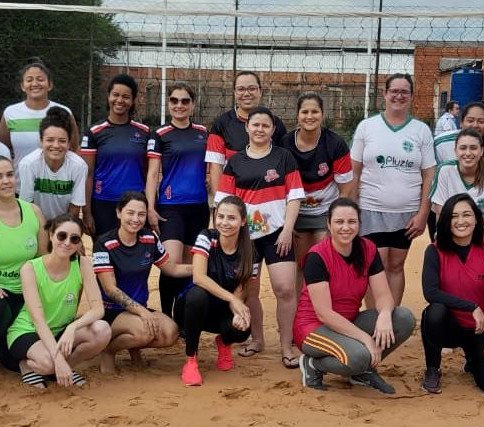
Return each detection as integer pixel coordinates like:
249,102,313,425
174,196,253,386
7,214,111,388
93,192,191,373
421,193,484,394
294,198,415,393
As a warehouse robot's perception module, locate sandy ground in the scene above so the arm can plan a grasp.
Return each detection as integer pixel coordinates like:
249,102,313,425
1,233,484,427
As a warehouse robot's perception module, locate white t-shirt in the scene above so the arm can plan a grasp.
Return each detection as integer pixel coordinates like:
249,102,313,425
351,113,436,213
433,129,458,164
434,112,458,136
430,160,484,214
2,101,72,190
18,148,87,220
0,142,11,159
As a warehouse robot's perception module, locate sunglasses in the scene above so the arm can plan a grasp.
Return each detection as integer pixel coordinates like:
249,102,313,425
169,97,192,106
56,231,82,245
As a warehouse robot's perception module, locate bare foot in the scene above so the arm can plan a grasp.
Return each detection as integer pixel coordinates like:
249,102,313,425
100,351,116,374
129,349,144,367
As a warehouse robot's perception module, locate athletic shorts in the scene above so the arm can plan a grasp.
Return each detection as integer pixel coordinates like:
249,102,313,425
10,329,65,361
253,227,295,266
364,228,412,250
103,307,155,325
157,203,210,245
294,213,328,232
92,198,118,238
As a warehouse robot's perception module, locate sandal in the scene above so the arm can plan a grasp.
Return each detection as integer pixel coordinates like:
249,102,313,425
72,371,87,386
22,371,47,389
282,356,300,369
238,343,262,358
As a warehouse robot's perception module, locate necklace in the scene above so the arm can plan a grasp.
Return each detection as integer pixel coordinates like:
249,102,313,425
295,127,321,152
246,143,272,159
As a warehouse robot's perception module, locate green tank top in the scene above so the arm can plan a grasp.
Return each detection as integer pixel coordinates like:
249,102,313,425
7,256,82,348
0,199,39,293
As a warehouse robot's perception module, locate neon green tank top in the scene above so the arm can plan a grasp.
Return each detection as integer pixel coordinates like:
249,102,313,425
0,199,39,293
7,256,82,348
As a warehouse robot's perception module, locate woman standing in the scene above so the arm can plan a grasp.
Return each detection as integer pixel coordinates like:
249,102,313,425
0,156,47,370
205,71,287,194
215,106,305,368
174,196,253,386
431,129,484,218
351,73,436,306
421,193,484,393
145,82,209,317
81,74,150,238
7,214,111,388
281,92,353,292
93,192,191,373
0,60,79,191
19,106,87,220
295,198,415,393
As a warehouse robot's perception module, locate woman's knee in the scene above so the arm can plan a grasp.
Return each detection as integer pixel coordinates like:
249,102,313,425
185,286,210,308
421,303,448,330
155,314,179,346
392,306,416,340
90,320,112,347
29,348,55,374
346,347,372,375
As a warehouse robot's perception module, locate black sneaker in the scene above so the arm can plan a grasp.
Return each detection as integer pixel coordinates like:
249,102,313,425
299,355,326,390
422,367,442,394
463,358,473,374
349,369,396,394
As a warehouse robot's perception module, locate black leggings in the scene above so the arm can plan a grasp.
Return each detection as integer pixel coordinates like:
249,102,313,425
174,286,251,357
421,303,484,391
0,291,24,371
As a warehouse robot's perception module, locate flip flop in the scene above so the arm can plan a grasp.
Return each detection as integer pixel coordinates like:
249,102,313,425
238,345,261,357
22,371,47,389
282,356,300,369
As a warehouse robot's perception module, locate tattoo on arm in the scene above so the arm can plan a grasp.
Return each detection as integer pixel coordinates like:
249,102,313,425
107,288,140,310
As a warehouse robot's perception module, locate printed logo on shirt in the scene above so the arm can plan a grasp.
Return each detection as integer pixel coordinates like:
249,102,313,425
24,237,37,253
156,240,164,253
264,169,280,183
402,140,414,153
147,139,156,151
130,132,146,144
248,210,269,233
376,155,414,170
95,180,103,194
93,252,110,265
81,136,89,148
478,274,484,280
34,178,74,195
140,252,153,266
317,162,329,176
65,293,75,306
0,269,20,279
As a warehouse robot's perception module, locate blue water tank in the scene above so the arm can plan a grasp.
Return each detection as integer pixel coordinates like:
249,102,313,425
450,67,483,108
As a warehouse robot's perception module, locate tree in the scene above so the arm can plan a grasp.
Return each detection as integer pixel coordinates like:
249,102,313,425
0,0,124,130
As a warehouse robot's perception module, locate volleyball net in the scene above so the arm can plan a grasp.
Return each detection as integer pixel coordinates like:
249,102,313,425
1,1,484,138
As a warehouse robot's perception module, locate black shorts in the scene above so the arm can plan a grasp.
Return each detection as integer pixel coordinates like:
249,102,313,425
157,203,210,245
103,307,155,325
92,198,118,238
364,228,412,250
10,329,65,361
253,228,295,266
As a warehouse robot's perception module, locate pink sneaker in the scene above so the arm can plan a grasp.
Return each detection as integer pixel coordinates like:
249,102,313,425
181,356,202,386
215,335,234,371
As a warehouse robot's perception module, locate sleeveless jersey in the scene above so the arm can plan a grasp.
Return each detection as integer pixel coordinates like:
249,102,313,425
80,119,150,201
147,123,208,205
293,237,377,347
0,199,39,294
7,257,82,347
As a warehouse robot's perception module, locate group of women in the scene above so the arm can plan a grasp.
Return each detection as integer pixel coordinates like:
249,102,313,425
0,61,483,396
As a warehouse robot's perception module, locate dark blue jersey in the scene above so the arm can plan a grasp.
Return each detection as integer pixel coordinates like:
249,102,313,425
81,119,150,201
92,228,168,310
148,122,208,205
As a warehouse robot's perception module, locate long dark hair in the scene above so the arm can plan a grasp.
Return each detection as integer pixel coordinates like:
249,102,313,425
436,193,483,251
455,127,484,192
216,196,253,291
45,213,84,261
327,197,365,277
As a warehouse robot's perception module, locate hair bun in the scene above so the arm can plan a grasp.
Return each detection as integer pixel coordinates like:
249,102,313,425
46,106,70,122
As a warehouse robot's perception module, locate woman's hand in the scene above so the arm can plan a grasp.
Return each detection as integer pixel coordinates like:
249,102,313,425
139,309,159,336
405,212,427,240
0,288,8,299
56,324,76,359
229,298,251,330
275,228,293,256
83,213,96,237
363,336,382,368
373,310,395,350
55,355,74,387
473,306,484,334
147,208,165,234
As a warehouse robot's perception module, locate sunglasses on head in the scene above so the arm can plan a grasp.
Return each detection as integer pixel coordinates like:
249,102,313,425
55,231,81,245
169,96,192,106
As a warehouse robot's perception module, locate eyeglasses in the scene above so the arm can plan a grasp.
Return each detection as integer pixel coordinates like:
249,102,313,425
387,88,412,97
235,85,260,95
55,231,81,245
169,97,192,105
